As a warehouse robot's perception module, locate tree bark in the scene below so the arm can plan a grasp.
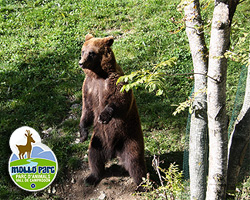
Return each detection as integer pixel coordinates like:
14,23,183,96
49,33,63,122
206,1,240,199
206,1,231,199
227,51,250,192
184,1,208,199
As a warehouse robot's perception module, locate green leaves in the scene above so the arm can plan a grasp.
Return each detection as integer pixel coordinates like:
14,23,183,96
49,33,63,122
138,163,185,199
173,87,207,116
117,57,177,97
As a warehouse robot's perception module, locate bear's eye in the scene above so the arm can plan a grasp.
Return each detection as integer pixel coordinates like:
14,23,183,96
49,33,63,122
89,51,96,57
81,51,84,56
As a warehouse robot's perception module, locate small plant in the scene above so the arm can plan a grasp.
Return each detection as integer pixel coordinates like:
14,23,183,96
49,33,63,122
67,156,82,170
138,159,185,200
234,176,250,200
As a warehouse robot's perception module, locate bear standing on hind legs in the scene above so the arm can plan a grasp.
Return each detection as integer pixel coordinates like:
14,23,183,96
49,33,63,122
79,34,146,186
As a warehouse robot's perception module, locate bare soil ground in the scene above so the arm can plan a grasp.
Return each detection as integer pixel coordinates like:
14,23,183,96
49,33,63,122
55,162,141,200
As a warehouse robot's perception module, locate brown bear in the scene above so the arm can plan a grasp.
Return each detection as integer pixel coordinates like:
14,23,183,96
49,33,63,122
78,34,146,186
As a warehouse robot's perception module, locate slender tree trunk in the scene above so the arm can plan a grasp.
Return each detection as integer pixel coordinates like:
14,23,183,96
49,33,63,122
206,1,240,199
206,1,231,199
184,1,208,199
227,51,250,192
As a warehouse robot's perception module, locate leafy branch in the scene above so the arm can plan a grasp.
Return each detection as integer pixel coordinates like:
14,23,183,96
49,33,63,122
117,57,209,116
173,87,207,116
117,57,178,97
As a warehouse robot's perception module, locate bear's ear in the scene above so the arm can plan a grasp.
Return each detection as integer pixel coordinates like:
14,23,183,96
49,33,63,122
104,36,114,47
85,34,94,41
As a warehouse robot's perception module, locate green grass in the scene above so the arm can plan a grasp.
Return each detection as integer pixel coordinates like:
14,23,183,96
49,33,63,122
1,0,250,199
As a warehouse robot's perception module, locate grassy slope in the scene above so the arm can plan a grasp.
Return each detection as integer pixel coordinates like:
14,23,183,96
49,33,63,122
0,0,249,198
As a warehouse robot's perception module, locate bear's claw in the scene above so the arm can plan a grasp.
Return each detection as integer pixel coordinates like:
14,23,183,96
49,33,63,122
98,107,113,124
79,128,89,142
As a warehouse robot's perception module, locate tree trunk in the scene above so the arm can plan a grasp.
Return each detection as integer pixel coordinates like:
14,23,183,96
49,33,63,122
227,51,250,192
206,1,231,199
206,1,240,199
184,1,208,199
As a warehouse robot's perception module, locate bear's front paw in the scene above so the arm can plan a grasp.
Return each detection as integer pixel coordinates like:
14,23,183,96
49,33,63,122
79,128,89,142
98,107,113,124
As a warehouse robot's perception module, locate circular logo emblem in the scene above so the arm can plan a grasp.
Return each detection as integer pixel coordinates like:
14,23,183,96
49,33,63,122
8,126,58,192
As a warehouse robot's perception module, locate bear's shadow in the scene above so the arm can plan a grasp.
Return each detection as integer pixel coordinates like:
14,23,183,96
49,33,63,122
102,151,184,184
104,163,129,178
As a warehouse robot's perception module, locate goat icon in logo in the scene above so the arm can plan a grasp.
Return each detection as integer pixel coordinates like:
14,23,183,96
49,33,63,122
16,130,35,159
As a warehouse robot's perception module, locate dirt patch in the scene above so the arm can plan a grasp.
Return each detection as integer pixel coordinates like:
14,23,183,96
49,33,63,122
55,162,141,200
50,149,185,199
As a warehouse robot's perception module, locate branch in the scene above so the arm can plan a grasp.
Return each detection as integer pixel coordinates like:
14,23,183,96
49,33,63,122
228,0,240,26
239,0,246,3
152,155,168,199
152,155,164,187
167,72,221,83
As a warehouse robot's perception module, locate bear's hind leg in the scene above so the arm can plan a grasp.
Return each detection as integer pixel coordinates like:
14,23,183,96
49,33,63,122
121,150,146,186
86,137,105,185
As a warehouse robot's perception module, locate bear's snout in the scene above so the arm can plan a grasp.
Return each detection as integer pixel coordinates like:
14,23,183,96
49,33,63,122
79,51,96,68
79,61,84,67
79,58,88,68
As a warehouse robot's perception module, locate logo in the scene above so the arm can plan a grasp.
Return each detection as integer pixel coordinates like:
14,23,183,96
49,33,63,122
8,126,58,192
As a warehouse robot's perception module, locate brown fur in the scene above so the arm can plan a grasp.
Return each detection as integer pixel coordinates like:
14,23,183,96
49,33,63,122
79,34,146,186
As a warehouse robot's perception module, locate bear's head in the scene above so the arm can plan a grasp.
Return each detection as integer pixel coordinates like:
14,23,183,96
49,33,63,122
79,34,122,78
